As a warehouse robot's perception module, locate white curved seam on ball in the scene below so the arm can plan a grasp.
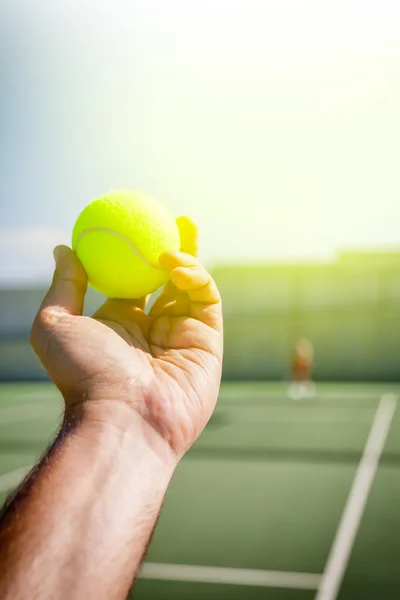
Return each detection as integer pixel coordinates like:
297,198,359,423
75,227,161,270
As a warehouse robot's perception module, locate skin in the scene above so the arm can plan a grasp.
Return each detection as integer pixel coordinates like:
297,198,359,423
0,217,223,600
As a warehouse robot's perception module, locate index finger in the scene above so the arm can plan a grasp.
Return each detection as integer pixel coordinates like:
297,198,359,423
148,216,199,319
159,251,222,331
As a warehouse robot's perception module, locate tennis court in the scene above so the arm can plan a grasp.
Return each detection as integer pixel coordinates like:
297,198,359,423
0,381,399,599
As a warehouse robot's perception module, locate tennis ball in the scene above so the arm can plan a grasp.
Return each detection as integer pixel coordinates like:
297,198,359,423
72,190,180,298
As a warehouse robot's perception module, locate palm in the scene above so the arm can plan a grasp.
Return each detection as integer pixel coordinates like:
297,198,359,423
33,246,223,454
98,304,221,451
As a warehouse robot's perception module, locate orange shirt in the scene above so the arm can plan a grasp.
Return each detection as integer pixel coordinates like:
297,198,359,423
292,355,312,378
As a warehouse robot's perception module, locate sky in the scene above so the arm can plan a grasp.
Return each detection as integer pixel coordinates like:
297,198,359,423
1,0,400,284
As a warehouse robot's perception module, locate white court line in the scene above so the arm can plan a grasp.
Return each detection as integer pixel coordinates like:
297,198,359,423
315,393,397,600
0,465,32,493
140,562,321,590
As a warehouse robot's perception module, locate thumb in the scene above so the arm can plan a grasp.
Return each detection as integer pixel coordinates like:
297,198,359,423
40,245,88,317
30,246,88,380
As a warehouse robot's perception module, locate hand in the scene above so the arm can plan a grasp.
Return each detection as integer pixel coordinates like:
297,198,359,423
31,218,223,458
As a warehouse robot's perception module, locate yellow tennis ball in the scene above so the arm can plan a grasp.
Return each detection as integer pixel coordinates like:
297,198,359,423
72,190,180,298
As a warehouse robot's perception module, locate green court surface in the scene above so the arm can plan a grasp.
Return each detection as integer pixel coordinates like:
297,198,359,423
0,382,399,599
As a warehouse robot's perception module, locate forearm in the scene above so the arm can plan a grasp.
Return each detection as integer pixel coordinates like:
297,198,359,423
0,401,176,600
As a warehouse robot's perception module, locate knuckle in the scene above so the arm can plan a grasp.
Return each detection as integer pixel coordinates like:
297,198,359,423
30,306,65,351
37,307,63,330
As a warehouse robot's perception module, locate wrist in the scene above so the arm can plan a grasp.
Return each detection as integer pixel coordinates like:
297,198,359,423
63,399,179,475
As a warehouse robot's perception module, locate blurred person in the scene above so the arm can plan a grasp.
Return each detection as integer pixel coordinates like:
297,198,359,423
288,337,315,400
0,221,223,600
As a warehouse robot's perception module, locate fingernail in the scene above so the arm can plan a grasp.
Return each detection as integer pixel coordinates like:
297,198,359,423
176,215,198,231
53,245,69,266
